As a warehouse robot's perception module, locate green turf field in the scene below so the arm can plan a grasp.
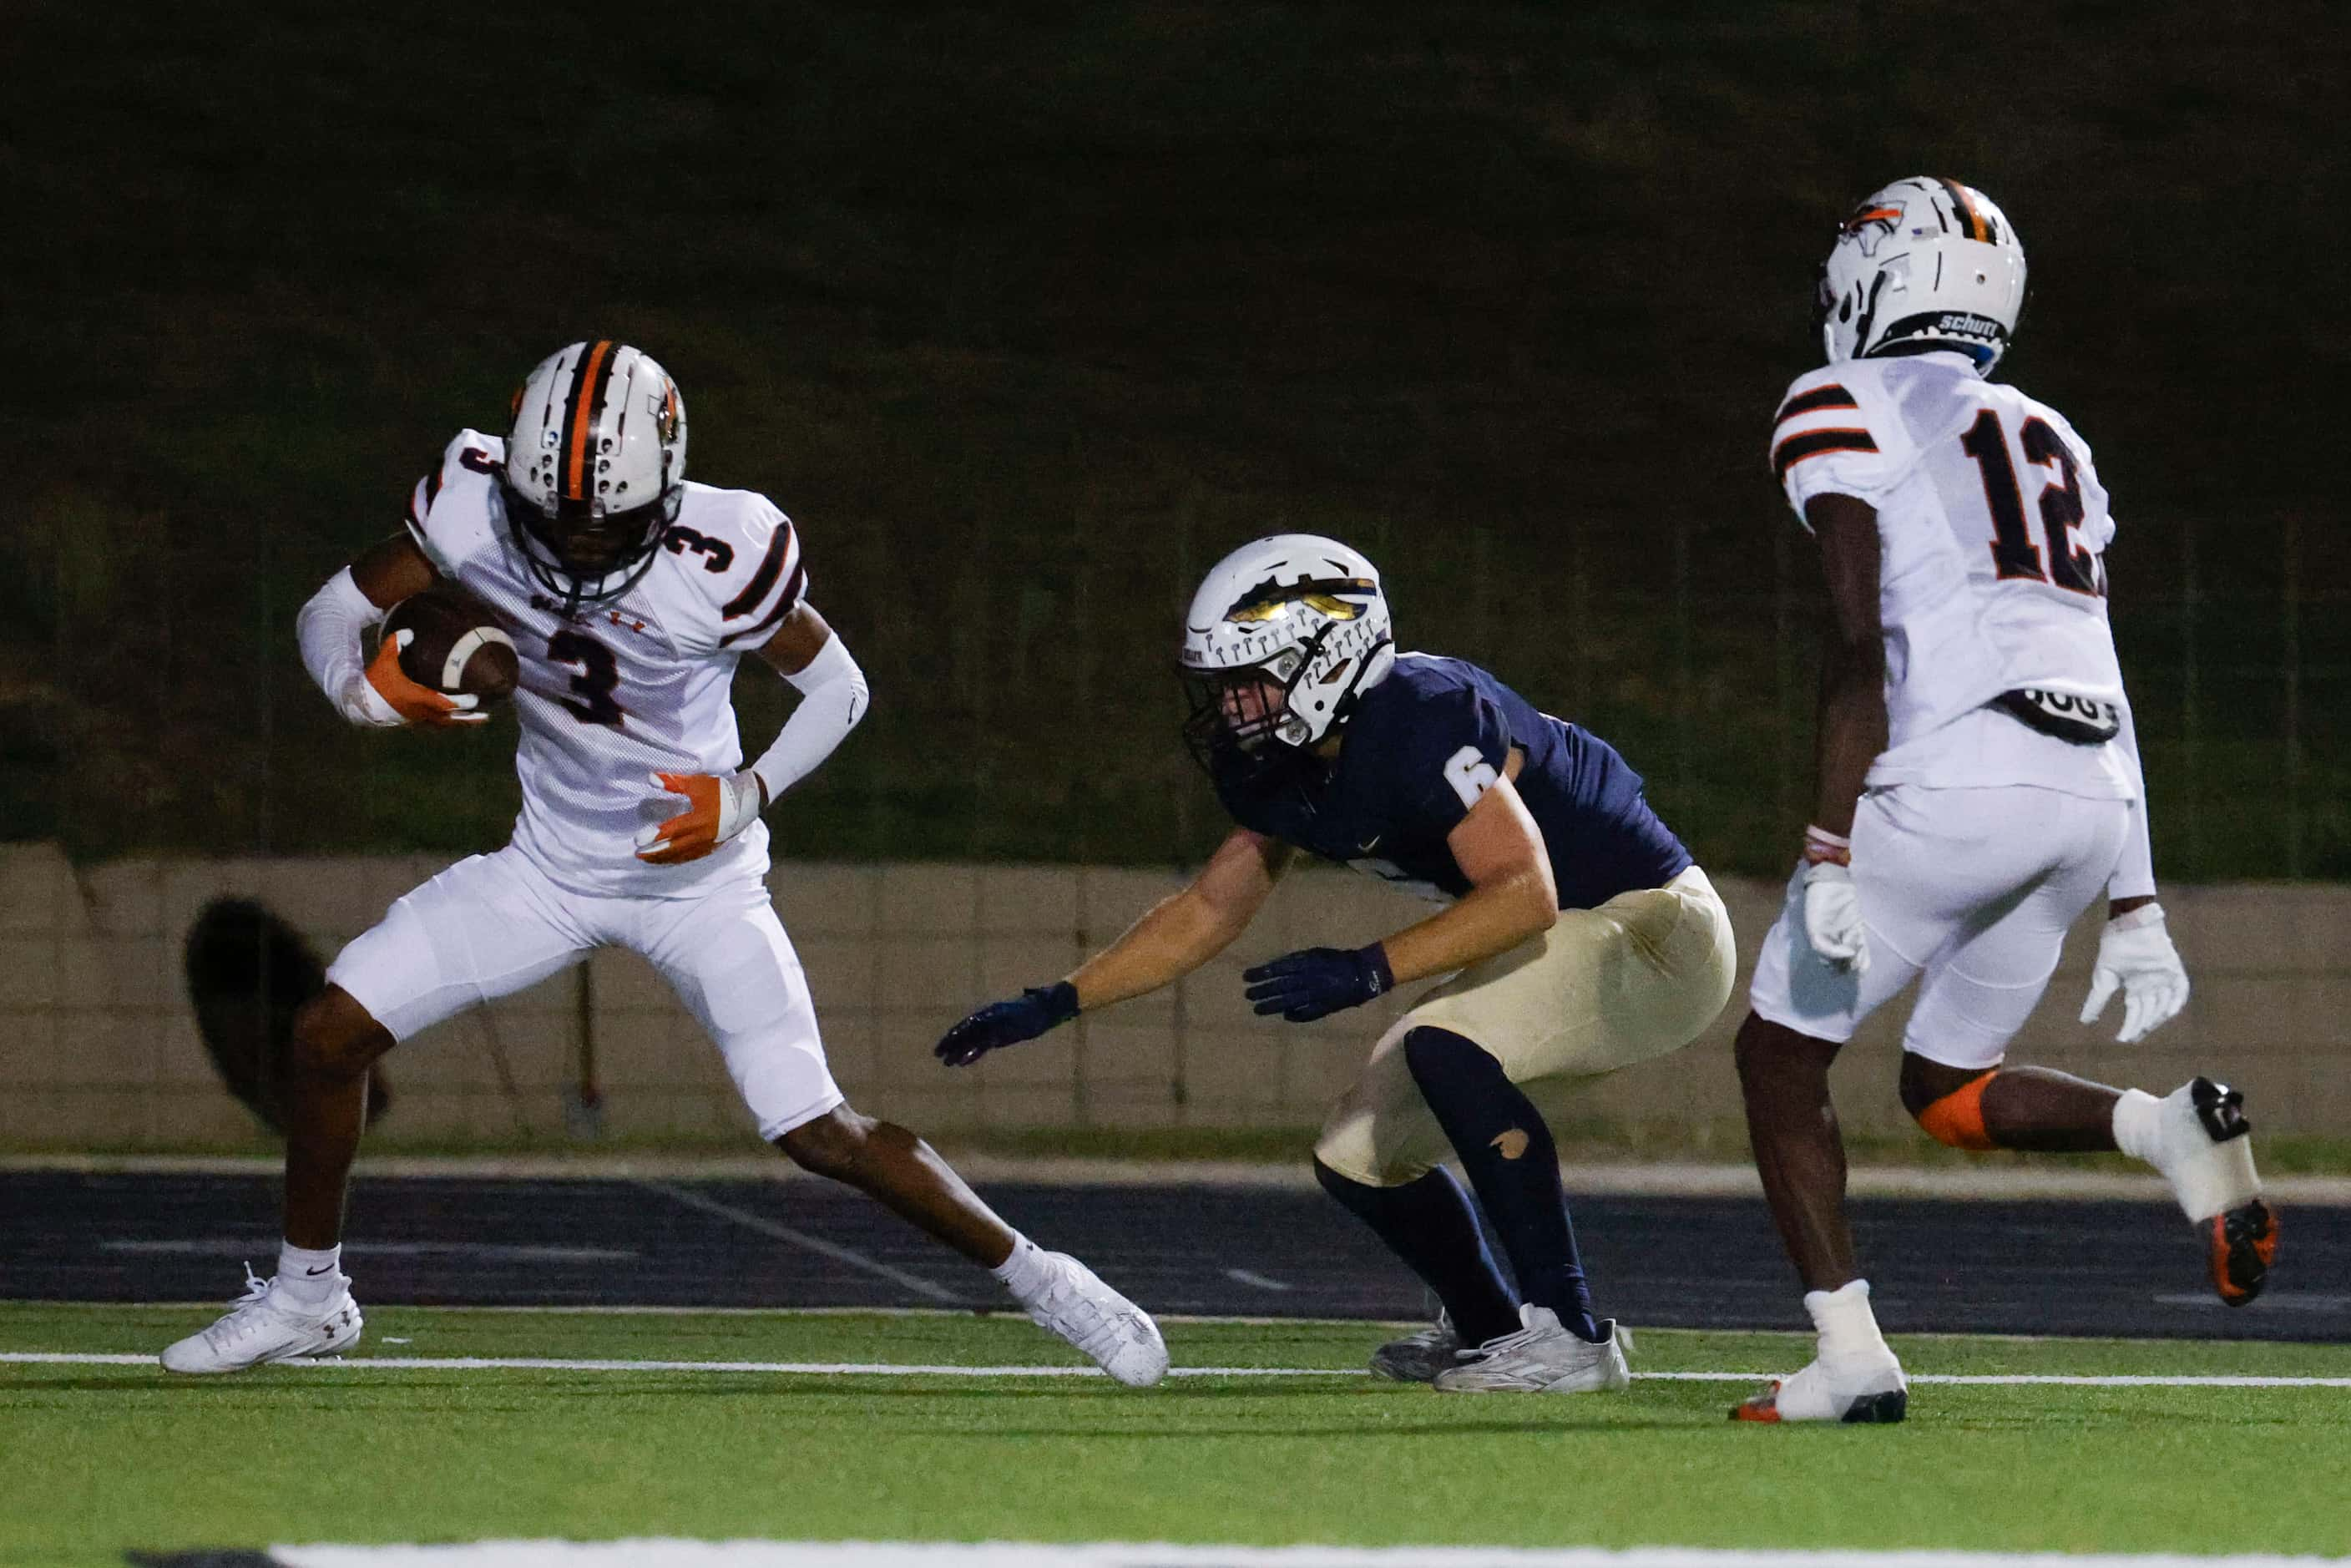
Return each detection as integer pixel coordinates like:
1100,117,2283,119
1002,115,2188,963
3,1304,2346,1565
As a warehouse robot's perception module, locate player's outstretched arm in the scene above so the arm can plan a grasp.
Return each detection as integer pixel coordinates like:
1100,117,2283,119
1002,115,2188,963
1243,766,1556,1024
637,603,870,865
936,827,1292,1065
1795,492,1887,973
296,533,483,728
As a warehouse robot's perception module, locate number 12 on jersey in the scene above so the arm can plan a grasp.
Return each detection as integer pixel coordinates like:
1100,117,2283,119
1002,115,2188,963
1959,409,2105,597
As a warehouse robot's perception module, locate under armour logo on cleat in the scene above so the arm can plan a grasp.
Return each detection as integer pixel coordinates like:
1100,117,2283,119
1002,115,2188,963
1490,1128,1529,1161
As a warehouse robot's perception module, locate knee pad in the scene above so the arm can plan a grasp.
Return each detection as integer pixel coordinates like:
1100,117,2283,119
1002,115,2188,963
1401,1025,1503,1098
1312,1156,1385,1211
1914,1070,2000,1151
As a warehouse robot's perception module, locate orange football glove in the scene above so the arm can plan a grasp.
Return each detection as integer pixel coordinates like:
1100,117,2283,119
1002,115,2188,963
366,631,487,726
635,770,766,864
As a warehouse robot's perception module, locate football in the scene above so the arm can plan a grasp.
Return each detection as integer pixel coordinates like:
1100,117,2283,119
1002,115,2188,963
383,585,519,704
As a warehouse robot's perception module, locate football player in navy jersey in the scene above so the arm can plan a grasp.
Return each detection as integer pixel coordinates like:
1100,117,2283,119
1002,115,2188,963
938,536,1738,1392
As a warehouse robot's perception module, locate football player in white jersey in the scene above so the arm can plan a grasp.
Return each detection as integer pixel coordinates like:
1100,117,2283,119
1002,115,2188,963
160,341,1165,1387
1731,181,2278,1424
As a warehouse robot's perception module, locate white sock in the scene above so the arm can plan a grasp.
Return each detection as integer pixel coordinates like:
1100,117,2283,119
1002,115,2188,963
1803,1278,1891,1363
990,1236,1053,1304
272,1242,343,1308
2111,1088,2165,1166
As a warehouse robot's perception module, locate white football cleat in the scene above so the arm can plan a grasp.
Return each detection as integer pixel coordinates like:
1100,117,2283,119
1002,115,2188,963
1369,1311,1462,1383
1023,1252,1167,1388
2143,1078,2278,1306
1732,1348,1908,1424
159,1265,364,1375
1431,1304,1631,1394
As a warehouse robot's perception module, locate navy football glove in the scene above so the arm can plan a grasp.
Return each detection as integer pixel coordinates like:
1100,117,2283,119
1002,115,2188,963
1243,944,1394,1023
935,980,1080,1067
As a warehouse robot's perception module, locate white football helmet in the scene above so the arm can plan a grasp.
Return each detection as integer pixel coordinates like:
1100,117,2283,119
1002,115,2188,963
502,340,689,607
1179,534,1395,768
1818,177,2026,376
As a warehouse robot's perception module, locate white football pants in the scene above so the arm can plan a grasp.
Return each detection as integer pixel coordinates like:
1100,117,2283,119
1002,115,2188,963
326,845,841,1139
1748,782,2131,1070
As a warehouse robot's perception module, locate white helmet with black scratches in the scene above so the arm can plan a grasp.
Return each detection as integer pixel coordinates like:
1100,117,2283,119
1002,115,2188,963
1818,177,2027,376
1179,534,1395,769
502,340,689,609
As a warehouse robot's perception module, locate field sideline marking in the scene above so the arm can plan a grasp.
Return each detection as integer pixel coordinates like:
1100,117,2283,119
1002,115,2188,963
633,1179,963,1305
6,1351,2347,1387
256,1540,2351,1565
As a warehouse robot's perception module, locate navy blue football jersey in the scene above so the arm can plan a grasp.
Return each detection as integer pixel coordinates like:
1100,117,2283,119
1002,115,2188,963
1211,653,1691,909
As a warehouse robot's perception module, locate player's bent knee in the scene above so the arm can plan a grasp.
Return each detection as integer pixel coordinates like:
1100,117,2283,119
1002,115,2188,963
1909,1066,2000,1151
287,987,394,1081
776,1105,879,1181
1734,1012,1840,1088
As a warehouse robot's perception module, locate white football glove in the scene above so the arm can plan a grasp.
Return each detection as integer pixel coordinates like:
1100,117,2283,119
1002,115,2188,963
2080,904,2189,1044
1801,861,1870,975
634,771,765,865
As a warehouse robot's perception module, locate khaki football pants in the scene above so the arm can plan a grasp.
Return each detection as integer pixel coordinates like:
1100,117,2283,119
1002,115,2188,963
1313,865,1737,1186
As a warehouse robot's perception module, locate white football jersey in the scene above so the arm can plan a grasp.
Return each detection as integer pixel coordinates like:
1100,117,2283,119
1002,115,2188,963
404,430,807,897
1770,351,2134,798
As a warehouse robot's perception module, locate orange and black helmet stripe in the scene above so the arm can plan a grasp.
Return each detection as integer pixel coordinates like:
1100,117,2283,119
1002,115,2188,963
1937,177,1990,243
560,339,618,505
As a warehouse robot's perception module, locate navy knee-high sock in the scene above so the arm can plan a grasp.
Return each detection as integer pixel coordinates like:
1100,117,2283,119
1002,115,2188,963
1312,1160,1519,1345
1403,1026,1604,1343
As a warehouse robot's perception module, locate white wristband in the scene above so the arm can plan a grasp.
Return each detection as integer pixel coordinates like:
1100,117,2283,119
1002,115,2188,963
296,569,402,726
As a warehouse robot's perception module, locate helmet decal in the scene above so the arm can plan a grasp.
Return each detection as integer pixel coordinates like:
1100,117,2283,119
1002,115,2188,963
1839,203,1905,255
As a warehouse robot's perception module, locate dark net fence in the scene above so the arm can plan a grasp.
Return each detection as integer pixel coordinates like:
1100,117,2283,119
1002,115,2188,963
6,3,2345,882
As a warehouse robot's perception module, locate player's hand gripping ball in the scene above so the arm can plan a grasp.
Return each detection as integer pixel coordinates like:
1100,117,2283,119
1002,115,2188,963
368,588,517,726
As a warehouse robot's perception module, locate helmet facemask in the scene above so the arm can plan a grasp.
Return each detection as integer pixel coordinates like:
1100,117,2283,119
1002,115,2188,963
1180,640,1317,776
503,482,678,615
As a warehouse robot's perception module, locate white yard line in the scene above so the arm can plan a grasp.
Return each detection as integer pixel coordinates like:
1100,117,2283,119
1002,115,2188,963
632,1179,963,1304
264,1540,2351,1566
7,1350,2347,1387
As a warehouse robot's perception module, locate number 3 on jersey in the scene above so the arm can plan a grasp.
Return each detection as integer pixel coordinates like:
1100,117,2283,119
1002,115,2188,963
548,630,625,727
1960,409,2105,597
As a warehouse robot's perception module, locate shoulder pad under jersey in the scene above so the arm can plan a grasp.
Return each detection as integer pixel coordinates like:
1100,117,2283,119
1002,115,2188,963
1767,362,1906,520
403,430,507,576
660,485,808,655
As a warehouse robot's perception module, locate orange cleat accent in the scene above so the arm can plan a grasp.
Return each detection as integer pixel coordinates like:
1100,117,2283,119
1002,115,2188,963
2209,1199,2280,1306
1731,1381,1785,1422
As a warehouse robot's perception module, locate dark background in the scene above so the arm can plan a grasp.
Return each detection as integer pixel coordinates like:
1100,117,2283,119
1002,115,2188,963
6,2,2344,878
